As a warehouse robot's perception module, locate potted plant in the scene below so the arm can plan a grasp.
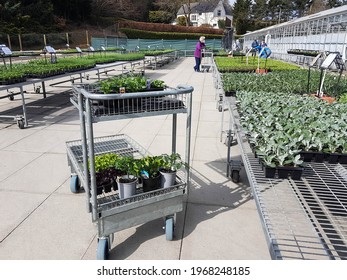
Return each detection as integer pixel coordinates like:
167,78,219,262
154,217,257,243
260,154,277,178
339,142,347,164
116,156,140,199
138,155,162,192
159,153,186,188
93,153,122,195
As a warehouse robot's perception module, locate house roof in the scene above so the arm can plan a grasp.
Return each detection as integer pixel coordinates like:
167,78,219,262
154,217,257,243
177,1,232,16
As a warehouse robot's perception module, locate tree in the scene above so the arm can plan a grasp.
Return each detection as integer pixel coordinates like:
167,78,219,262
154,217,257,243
51,0,92,22
267,0,294,22
293,0,310,17
233,0,252,34
176,15,187,26
326,0,345,8
148,10,173,23
0,1,21,22
91,0,152,21
308,0,326,14
252,0,268,20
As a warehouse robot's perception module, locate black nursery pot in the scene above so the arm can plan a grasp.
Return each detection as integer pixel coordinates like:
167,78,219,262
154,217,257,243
225,90,236,97
339,154,347,164
327,153,340,164
290,167,304,180
300,151,315,162
313,152,325,163
142,174,161,192
277,166,304,180
277,166,290,179
264,166,276,178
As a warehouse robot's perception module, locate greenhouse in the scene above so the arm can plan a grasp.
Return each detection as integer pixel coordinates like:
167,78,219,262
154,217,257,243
243,5,347,60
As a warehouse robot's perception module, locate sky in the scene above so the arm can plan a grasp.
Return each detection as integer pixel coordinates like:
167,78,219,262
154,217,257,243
229,0,236,6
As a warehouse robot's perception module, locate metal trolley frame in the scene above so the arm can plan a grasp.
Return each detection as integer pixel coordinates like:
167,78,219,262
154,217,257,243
201,51,214,73
225,95,347,259
66,82,193,259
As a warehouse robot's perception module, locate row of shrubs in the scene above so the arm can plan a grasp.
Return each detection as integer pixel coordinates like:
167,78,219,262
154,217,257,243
118,20,224,35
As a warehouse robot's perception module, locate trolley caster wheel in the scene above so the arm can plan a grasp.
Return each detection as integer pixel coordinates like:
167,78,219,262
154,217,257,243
97,238,109,260
231,170,240,183
17,120,25,129
70,175,80,193
224,136,233,146
218,105,223,112
165,217,174,241
8,95,14,101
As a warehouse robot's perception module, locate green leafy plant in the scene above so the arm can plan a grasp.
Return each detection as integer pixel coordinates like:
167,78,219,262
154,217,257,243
338,93,347,103
237,89,347,168
160,153,186,172
138,155,163,178
94,153,119,173
116,156,141,182
98,74,165,94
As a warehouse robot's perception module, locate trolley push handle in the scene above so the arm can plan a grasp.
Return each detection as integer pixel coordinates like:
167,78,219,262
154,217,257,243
74,84,194,101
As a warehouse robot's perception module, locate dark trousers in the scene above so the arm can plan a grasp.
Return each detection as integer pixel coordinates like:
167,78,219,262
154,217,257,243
194,57,201,71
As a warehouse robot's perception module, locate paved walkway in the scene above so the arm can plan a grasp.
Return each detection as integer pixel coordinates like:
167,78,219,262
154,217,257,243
0,57,270,260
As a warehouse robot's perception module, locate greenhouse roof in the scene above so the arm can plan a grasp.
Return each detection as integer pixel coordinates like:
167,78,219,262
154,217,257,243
244,5,347,36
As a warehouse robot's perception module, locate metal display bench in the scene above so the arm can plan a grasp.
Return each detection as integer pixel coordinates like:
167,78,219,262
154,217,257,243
0,59,145,128
144,51,178,70
66,83,193,259
225,95,347,260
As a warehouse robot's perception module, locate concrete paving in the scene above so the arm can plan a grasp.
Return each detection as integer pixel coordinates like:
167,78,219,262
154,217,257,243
0,57,271,260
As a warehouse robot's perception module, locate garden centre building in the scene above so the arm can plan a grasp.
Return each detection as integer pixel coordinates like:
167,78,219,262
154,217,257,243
243,5,347,60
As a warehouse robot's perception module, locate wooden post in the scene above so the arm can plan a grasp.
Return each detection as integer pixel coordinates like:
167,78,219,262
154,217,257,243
86,30,89,46
43,34,47,46
18,34,23,51
66,33,69,47
7,34,12,50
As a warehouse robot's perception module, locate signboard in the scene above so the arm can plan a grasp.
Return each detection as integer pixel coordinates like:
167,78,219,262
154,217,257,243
88,46,95,52
0,46,12,55
101,46,106,51
76,47,82,53
310,53,321,67
45,46,56,53
320,53,337,69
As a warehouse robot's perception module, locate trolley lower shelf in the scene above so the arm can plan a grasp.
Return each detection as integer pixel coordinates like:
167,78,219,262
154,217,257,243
227,97,347,260
66,134,186,258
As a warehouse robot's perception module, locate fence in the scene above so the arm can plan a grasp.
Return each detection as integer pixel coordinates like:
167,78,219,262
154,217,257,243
1,31,223,52
91,38,223,51
0,30,105,51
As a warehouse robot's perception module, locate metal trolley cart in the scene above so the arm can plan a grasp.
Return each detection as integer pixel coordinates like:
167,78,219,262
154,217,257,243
66,83,193,259
201,51,214,72
225,95,347,260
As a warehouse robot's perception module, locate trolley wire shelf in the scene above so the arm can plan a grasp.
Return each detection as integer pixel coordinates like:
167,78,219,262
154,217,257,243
66,134,186,218
226,96,347,260
70,83,189,121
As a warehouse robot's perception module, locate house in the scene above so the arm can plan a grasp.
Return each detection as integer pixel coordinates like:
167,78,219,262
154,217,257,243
176,0,233,29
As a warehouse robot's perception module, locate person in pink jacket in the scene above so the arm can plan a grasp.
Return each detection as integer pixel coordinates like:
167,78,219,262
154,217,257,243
193,36,206,72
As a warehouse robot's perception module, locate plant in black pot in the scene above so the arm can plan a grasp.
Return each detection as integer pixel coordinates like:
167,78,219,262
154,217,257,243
259,154,277,178
159,153,186,188
138,155,162,192
116,156,140,199
94,153,122,195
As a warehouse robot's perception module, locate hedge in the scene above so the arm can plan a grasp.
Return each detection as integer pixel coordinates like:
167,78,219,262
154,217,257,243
118,20,223,35
120,28,223,40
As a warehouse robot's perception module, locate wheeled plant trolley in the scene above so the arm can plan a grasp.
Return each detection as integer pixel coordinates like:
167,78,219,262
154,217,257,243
66,82,193,259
